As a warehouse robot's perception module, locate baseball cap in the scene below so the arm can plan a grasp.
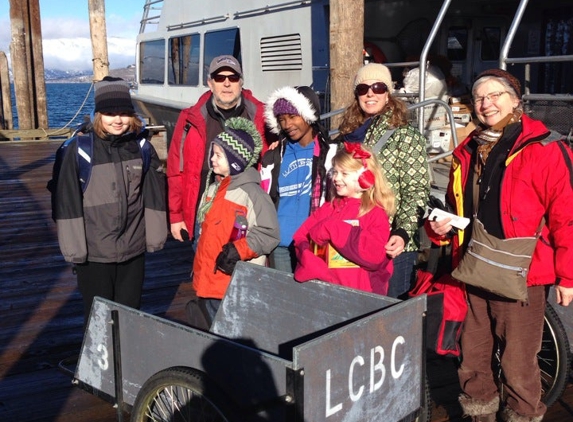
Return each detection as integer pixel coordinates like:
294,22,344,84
209,55,243,77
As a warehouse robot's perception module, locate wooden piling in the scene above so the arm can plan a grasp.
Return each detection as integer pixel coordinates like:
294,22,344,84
29,0,49,129
329,0,364,129
0,51,13,131
88,0,110,81
8,0,48,131
9,0,33,130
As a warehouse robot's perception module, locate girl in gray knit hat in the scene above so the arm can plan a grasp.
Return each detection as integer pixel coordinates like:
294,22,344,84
51,76,168,327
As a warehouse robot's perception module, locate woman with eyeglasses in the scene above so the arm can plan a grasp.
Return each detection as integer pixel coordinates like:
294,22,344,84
427,69,573,421
337,63,430,299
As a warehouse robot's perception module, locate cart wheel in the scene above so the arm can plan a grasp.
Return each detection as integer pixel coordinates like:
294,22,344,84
539,303,571,407
131,367,235,422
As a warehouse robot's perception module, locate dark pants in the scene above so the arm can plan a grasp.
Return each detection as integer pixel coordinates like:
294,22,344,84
185,289,221,331
387,251,417,299
76,254,145,326
458,285,547,418
269,245,296,273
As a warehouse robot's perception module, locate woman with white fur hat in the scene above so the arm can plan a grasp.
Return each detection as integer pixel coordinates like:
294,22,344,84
261,86,338,273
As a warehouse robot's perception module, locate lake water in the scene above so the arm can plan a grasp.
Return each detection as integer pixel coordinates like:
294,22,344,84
10,83,95,130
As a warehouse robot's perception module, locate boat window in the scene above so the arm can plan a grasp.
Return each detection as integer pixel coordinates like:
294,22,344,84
480,27,501,61
447,27,468,61
140,39,165,84
168,34,200,86
203,28,241,85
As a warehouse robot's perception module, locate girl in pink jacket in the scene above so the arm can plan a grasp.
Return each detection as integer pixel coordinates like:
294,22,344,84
293,142,396,294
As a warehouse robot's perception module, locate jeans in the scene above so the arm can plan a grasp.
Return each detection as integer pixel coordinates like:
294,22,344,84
203,298,221,323
269,245,296,273
458,285,547,418
387,251,417,298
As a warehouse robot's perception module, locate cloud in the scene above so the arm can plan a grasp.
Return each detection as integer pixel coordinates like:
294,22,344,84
0,14,138,72
41,37,135,72
41,17,91,39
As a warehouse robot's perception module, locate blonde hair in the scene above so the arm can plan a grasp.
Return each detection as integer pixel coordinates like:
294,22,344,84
331,145,396,217
92,112,143,139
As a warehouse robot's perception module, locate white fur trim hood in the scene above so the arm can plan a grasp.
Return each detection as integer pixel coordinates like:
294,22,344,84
264,86,318,135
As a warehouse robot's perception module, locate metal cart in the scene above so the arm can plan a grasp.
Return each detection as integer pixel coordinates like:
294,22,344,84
73,262,427,422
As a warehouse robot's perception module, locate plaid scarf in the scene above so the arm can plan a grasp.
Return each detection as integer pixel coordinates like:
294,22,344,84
474,109,523,166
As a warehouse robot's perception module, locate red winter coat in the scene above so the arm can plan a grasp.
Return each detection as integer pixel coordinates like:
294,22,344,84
428,115,573,289
166,89,268,235
293,197,393,294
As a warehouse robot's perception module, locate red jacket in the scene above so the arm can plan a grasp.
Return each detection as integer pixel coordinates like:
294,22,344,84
166,89,268,234
429,115,573,288
293,197,393,294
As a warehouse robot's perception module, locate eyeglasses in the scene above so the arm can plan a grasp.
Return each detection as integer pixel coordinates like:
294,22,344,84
472,91,508,106
211,73,241,83
355,82,388,96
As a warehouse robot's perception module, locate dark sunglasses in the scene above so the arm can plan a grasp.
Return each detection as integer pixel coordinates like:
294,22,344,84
212,73,241,83
355,82,388,96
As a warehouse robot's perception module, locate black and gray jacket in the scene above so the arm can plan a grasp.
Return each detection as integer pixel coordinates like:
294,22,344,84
54,128,167,263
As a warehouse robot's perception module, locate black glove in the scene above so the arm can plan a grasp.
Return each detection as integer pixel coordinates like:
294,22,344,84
427,195,451,212
215,243,241,275
427,195,458,236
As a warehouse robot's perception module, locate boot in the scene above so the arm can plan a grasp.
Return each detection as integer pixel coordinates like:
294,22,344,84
500,407,543,422
459,394,500,422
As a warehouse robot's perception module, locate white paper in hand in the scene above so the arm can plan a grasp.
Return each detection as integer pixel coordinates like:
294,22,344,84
428,208,470,230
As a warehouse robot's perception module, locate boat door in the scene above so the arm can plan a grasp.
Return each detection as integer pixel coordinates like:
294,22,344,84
443,17,508,88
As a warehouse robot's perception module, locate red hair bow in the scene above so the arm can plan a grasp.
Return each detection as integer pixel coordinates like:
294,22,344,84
344,142,371,160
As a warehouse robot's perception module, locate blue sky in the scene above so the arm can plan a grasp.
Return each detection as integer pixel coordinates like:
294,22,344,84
0,0,144,70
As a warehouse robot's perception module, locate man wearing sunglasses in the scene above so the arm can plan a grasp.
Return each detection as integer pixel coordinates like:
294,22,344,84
167,55,270,248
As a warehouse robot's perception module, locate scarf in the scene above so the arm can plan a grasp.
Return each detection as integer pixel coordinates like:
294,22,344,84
363,111,394,147
343,117,373,143
473,109,523,166
196,173,225,224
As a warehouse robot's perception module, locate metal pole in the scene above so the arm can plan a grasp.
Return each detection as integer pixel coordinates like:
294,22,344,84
111,310,124,422
499,0,529,70
417,0,452,133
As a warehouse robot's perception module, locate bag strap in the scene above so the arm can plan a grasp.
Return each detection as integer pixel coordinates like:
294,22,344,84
76,134,93,192
371,128,396,154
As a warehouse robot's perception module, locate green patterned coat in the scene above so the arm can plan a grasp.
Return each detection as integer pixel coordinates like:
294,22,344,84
363,111,430,252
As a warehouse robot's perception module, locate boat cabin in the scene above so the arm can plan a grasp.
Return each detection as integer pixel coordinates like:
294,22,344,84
132,0,573,144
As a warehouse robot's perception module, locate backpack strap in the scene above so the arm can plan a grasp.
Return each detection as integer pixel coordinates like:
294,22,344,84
540,130,573,190
179,121,192,172
556,141,573,190
139,137,152,174
371,128,397,154
76,134,93,192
